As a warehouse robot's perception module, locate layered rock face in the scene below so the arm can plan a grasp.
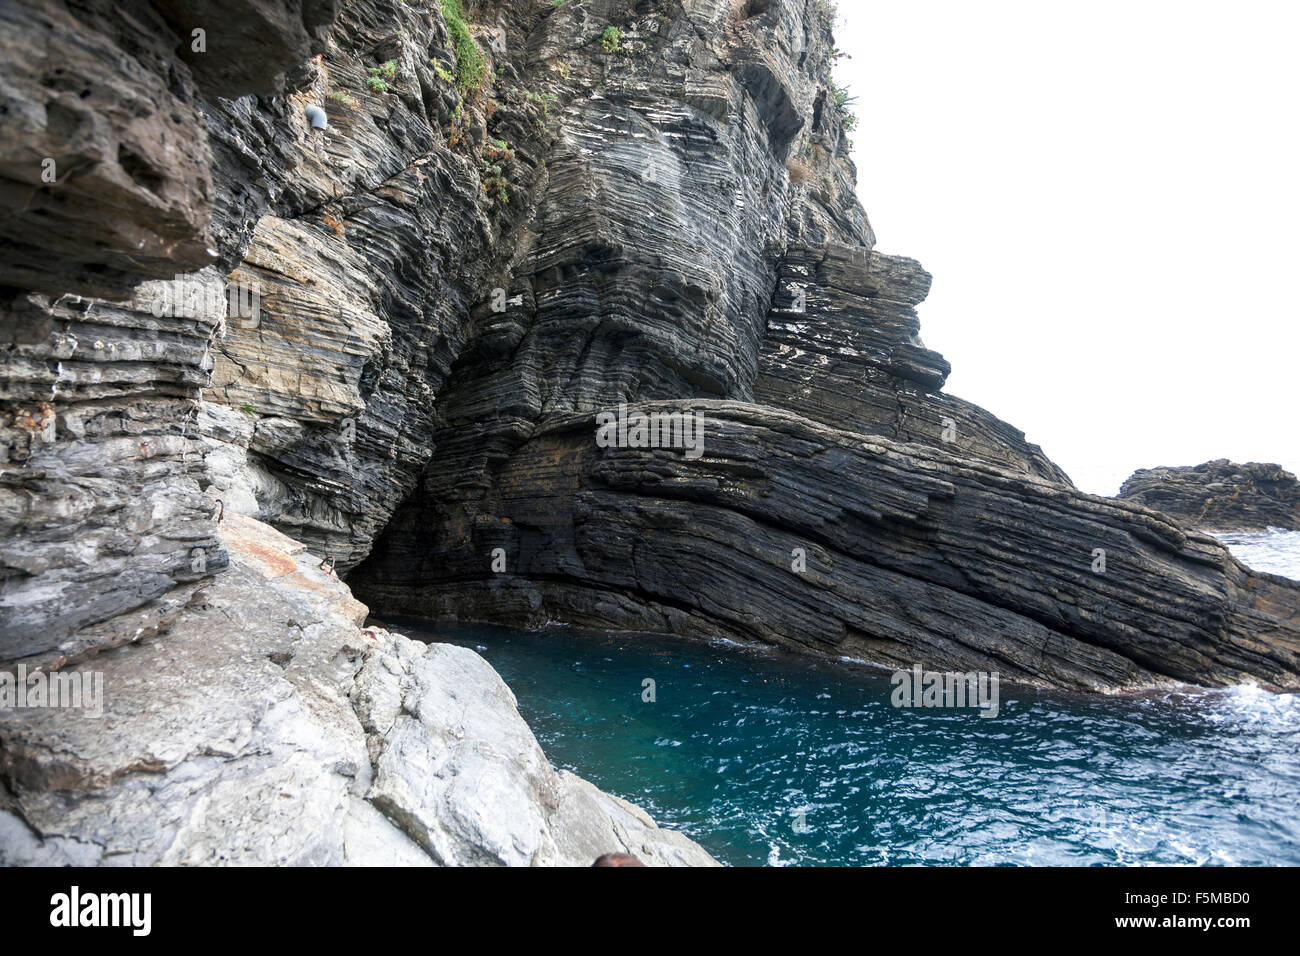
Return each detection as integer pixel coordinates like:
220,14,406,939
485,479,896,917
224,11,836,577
356,403,1300,692
2,0,507,663
346,1,1300,692
3,0,1300,718
752,243,1070,481
1118,461,1300,533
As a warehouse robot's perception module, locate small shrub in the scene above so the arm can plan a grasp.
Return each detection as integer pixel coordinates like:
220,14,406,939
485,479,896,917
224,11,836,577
601,26,621,53
517,87,559,116
829,79,858,133
366,59,398,95
430,60,455,85
481,138,514,204
448,101,469,148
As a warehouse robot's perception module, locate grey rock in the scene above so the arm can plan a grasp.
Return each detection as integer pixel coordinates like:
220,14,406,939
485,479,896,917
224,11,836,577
0,287,226,667
353,401,1300,693
0,513,716,866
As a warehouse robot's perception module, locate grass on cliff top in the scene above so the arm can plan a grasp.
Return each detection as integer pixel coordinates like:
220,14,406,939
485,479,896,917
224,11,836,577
438,0,487,97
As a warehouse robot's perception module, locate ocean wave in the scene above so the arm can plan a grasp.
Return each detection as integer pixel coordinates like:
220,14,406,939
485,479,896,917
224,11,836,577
1214,527,1300,579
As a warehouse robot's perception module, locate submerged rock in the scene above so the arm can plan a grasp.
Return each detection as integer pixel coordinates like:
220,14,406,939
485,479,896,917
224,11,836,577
1118,460,1300,533
0,513,716,866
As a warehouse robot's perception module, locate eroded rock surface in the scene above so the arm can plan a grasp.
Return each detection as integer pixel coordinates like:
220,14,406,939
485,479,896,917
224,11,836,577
0,513,716,866
1118,460,1300,533
355,402,1300,693
3,0,1299,716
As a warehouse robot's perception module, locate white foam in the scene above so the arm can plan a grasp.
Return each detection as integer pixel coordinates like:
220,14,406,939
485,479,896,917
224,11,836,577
1214,528,1300,579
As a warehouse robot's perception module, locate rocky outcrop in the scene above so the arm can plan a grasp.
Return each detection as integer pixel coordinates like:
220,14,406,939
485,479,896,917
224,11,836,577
355,402,1300,693
1,0,497,662
0,0,723,868
0,0,339,299
753,243,1070,482
1118,460,1300,533
3,0,1300,709
0,512,716,866
0,283,226,666
3,0,1299,872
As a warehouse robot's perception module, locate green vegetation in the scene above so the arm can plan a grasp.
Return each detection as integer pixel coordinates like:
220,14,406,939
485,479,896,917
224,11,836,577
480,138,515,204
438,0,487,97
328,90,359,109
448,101,469,148
829,79,851,111
430,60,455,85
238,404,256,415
516,87,559,116
367,59,398,94
829,77,858,133
601,26,621,53
555,61,570,80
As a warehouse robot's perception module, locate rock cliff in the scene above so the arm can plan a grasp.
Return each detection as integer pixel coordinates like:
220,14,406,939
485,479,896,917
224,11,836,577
1118,460,1300,533
1,0,1299,869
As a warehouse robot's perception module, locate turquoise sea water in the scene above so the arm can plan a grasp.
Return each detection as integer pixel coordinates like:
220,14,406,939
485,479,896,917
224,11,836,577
392,619,1300,867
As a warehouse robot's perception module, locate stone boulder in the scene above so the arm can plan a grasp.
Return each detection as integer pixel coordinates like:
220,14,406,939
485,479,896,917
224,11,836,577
0,513,717,866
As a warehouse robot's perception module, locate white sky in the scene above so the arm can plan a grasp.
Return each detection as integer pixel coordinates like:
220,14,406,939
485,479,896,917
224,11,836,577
834,0,1299,494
